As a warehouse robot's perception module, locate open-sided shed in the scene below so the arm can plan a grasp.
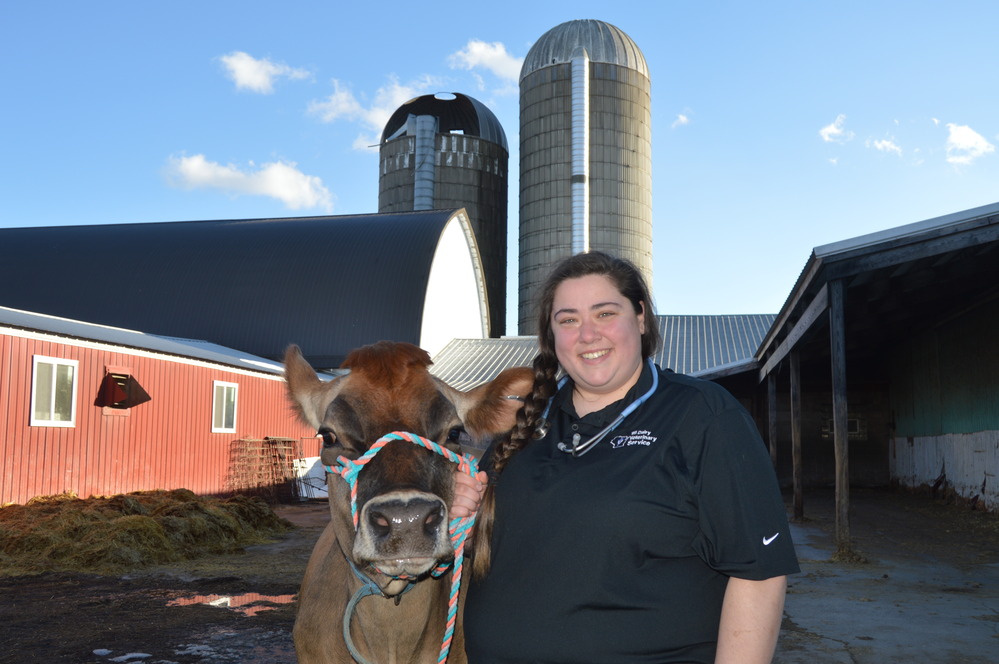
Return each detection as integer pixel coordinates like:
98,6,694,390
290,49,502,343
756,201,999,551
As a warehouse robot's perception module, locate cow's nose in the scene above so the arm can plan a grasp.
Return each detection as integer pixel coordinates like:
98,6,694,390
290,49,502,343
367,497,445,540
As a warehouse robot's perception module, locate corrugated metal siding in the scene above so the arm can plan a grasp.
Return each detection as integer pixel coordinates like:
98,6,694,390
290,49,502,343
1,330,313,505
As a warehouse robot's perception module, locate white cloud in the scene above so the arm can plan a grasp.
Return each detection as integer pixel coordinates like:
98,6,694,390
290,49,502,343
945,123,995,165
867,137,902,156
307,79,365,122
671,114,690,129
819,114,855,143
308,75,442,150
447,39,523,82
165,154,334,211
219,51,310,94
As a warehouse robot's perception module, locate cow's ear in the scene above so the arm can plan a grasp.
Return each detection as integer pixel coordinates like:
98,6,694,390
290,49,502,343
283,345,346,430
458,367,534,436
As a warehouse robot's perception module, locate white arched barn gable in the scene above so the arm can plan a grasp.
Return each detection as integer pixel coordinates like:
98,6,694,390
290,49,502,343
421,210,489,357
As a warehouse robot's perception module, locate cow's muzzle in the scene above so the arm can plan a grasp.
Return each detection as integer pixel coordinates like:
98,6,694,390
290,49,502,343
354,490,453,578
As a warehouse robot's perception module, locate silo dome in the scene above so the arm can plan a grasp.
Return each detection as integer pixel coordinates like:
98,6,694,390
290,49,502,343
379,92,510,338
381,92,508,151
520,19,649,81
518,19,653,334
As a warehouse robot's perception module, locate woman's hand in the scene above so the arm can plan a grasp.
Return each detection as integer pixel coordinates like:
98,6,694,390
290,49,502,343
451,469,487,518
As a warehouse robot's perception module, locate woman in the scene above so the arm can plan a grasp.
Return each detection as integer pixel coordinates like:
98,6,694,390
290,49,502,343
453,252,798,663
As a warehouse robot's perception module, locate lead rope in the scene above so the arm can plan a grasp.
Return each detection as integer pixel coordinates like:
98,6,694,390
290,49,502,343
325,431,478,664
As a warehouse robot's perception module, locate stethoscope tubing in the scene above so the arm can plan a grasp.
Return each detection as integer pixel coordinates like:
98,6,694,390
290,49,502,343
539,358,659,457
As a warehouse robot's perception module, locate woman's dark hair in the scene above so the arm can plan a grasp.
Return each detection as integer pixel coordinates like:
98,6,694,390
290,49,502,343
472,251,659,578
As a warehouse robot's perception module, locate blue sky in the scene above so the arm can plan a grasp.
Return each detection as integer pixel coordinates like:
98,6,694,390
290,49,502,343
3,1,997,335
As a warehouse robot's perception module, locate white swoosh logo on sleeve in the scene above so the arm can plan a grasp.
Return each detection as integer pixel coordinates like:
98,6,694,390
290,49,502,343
763,533,780,546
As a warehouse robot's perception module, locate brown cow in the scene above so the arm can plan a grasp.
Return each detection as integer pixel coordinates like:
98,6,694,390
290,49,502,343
284,342,532,664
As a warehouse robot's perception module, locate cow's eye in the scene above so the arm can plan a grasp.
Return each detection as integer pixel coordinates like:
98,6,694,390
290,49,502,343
318,429,338,448
445,426,469,450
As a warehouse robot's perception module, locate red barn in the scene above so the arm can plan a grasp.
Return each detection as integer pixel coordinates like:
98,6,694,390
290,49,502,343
1,306,314,505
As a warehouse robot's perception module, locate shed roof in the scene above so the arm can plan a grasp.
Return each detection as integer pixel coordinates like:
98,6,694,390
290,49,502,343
757,201,999,380
0,210,482,369
0,305,284,375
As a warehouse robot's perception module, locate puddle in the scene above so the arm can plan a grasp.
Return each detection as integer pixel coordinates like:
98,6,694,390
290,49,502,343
167,592,296,616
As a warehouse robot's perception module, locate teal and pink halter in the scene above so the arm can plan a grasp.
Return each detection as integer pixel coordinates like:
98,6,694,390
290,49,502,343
325,430,479,664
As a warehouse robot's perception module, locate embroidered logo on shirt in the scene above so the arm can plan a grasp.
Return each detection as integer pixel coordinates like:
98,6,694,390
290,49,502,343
609,430,658,449
763,532,780,546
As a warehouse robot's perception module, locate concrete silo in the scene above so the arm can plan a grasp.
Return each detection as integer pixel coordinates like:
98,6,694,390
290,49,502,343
379,92,509,338
519,19,653,333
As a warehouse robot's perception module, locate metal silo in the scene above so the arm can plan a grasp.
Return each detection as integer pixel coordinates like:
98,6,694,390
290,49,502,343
519,19,653,333
379,92,509,338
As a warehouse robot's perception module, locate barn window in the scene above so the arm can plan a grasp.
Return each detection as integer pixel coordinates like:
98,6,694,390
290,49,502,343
30,355,78,427
212,381,238,433
96,370,151,411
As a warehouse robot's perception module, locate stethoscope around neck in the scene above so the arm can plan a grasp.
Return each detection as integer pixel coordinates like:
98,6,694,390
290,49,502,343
536,358,659,457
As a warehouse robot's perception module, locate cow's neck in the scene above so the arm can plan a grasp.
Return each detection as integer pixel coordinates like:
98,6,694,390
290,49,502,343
333,520,451,663
346,570,448,663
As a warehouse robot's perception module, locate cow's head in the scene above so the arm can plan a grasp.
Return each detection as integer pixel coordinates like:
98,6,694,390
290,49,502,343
284,342,531,596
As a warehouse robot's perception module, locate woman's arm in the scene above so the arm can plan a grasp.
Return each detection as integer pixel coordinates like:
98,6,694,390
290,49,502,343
715,575,787,664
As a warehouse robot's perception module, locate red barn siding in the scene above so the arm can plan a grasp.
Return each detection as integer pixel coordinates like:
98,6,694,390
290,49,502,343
1,329,313,505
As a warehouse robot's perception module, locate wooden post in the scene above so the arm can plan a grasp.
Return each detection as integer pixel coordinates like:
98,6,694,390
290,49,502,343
790,349,803,520
767,373,777,468
829,278,852,558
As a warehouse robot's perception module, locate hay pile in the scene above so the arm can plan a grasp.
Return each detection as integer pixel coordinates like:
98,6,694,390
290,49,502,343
0,489,293,576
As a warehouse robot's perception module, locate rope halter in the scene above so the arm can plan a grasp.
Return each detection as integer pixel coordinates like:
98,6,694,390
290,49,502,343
324,430,478,664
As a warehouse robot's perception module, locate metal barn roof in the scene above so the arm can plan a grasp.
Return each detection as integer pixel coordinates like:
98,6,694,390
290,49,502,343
431,337,539,390
0,305,285,375
655,314,776,378
0,210,484,369
431,314,775,389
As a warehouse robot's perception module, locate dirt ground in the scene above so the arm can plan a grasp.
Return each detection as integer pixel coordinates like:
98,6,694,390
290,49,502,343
1,489,997,664
0,502,328,664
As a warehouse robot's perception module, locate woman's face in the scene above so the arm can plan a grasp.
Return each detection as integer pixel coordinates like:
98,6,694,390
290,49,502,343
550,273,646,411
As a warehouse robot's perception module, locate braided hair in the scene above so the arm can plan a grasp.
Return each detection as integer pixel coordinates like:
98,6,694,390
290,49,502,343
472,251,660,578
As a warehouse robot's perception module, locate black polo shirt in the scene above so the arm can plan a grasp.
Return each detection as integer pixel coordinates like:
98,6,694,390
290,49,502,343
464,363,799,664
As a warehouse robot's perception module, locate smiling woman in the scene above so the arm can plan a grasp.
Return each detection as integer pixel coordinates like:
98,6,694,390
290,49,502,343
463,251,799,664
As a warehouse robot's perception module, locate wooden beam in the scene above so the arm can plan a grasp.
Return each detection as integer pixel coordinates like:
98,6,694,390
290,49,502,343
790,349,803,521
829,278,852,557
767,373,777,468
758,284,829,382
